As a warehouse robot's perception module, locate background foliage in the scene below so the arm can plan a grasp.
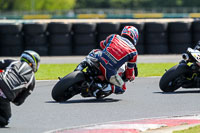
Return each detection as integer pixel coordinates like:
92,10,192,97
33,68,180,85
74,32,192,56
0,0,200,12
0,0,76,11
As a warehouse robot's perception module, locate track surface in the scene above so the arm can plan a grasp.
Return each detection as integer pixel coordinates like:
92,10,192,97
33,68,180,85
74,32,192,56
1,77,200,133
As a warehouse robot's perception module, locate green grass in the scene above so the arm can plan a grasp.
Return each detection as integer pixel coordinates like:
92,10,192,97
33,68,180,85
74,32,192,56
173,125,200,133
138,63,177,77
35,63,177,80
35,64,77,80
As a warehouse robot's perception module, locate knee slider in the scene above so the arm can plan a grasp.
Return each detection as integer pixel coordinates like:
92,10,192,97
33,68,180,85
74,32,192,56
109,74,124,88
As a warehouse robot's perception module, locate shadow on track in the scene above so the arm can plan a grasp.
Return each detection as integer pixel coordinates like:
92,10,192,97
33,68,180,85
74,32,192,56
46,98,121,104
0,127,10,129
154,89,200,95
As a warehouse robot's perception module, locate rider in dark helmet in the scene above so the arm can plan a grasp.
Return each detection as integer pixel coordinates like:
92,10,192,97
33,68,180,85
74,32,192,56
191,40,200,87
0,50,40,127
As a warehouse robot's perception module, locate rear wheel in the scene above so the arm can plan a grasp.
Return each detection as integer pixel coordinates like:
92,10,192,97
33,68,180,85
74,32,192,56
51,71,85,102
159,64,191,92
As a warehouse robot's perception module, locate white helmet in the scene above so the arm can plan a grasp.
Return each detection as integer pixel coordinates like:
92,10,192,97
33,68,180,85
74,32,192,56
20,50,41,72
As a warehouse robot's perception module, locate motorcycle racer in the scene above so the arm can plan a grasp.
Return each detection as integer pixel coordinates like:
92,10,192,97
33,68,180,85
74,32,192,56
0,50,40,127
97,26,139,94
76,26,139,96
191,40,200,87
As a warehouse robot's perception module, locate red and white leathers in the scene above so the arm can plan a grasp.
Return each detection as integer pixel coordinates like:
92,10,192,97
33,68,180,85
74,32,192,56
97,34,138,94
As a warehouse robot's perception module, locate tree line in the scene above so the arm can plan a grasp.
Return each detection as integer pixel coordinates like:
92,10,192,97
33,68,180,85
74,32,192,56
0,0,200,12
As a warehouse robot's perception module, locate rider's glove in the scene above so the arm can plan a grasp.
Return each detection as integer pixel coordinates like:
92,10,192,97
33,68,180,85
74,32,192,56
129,75,135,82
134,64,138,77
12,89,31,106
125,68,135,82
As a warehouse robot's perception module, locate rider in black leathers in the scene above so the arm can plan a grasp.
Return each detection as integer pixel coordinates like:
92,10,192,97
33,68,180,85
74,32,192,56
0,50,40,127
193,41,200,87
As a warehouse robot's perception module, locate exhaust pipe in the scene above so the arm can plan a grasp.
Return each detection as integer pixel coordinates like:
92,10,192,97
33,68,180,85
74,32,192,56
182,53,189,61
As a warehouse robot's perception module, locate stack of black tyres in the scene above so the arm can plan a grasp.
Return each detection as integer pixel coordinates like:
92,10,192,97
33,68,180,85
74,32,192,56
120,22,145,54
47,22,72,55
144,22,168,54
72,23,96,55
22,23,48,56
0,23,23,56
96,22,120,49
191,20,200,47
168,22,192,53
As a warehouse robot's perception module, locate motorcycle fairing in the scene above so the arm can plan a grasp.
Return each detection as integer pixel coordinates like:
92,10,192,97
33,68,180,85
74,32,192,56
188,48,200,63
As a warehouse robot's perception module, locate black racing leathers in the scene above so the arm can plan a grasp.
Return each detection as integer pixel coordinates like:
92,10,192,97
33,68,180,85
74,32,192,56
0,59,35,127
0,97,11,127
0,59,35,106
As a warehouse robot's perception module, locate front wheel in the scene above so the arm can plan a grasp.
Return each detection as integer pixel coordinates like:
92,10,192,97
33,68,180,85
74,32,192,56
51,71,85,102
159,64,191,92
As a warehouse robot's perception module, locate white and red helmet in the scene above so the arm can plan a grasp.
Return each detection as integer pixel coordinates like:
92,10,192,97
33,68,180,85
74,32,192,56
121,26,139,45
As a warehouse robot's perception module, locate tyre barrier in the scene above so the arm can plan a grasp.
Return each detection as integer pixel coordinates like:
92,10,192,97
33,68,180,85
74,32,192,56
144,22,168,54
168,22,192,53
192,20,200,47
47,22,72,34
0,23,23,56
22,23,48,56
96,22,120,49
72,23,97,55
0,23,22,35
0,21,198,56
47,22,73,55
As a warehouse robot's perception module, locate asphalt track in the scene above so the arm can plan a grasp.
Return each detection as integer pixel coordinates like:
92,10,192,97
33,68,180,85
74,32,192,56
1,55,200,133
1,77,200,133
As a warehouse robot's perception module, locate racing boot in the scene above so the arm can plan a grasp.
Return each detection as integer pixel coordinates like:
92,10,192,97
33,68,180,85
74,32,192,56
92,83,103,97
112,84,126,94
93,84,112,99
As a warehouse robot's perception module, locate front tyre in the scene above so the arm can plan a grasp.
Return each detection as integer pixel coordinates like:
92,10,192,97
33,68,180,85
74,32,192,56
159,64,191,92
51,71,85,102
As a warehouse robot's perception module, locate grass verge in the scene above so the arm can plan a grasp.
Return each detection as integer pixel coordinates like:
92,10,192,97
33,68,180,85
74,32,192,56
173,125,200,133
35,63,177,80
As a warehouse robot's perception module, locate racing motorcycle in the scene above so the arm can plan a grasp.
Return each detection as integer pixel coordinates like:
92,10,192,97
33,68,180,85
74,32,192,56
51,55,127,102
159,47,200,92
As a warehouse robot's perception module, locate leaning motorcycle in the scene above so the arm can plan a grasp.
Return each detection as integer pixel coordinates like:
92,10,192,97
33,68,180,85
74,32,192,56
159,47,200,92
51,56,127,102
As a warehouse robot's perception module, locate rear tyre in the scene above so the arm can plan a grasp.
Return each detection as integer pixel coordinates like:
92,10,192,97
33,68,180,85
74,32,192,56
51,71,85,102
159,64,191,92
